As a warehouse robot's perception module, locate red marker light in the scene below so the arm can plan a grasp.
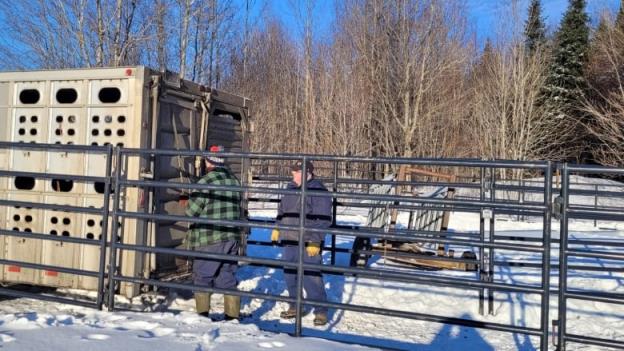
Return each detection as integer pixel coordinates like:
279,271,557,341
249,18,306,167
8,266,20,272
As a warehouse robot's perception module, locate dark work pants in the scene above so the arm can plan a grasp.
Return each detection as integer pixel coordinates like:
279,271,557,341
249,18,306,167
193,240,239,290
283,244,327,314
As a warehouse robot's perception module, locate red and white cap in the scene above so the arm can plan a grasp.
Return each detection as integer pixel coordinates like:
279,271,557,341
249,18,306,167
205,145,225,165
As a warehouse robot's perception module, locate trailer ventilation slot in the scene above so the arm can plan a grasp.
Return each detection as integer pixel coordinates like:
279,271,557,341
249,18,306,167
94,182,106,194
19,89,40,104
15,177,35,190
56,88,78,103
98,87,121,103
52,179,73,192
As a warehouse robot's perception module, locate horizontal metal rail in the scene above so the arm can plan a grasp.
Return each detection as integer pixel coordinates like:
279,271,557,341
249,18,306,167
0,258,100,277
119,147,551,169
113,241,541,294
0,141,110,153
121,178,548,212
113,274,295,304
117,210,546,253
0,228,104,246
565,334,624,350
566,164,624,174
565,249,624,261
303,299,543,336
0,199,105,214
0,287,97,309
0,169,108,184
564,290,624,305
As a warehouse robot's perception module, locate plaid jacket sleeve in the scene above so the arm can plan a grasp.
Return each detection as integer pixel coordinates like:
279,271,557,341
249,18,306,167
185,178,209,217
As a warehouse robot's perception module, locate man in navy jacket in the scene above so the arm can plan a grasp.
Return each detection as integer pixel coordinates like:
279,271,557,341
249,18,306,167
271,160,332,326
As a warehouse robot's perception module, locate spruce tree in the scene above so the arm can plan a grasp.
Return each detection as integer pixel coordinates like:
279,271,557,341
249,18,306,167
542,0,589,116
524,0,546,53
616,0,624,33
541,0,590,161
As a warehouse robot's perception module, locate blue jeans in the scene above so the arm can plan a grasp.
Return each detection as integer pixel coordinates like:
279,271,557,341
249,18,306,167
193,240,239,290
282,244,327,314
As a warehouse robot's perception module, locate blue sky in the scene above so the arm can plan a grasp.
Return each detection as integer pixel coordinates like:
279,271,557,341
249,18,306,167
260,0,621,45
469,0,620,43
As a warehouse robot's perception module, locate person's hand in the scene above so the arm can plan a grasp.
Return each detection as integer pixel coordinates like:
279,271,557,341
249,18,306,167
271,229,279,242
306,242,320,257
179,195,189,207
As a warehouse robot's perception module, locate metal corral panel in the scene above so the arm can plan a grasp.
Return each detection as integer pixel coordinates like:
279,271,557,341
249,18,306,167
40,195,79,287
4,192,43,284
0,178,5,282
77,196,108,290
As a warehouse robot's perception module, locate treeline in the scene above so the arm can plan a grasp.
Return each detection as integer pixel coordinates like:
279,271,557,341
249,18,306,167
0,0,622,167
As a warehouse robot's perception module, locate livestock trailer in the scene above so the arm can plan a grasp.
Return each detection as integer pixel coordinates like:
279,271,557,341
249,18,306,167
0,66,252,297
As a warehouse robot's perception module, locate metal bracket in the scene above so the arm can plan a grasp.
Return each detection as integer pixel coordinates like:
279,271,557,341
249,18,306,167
552,319,559,348
482,208,493,220
162,70,181,89
552,196,564,220
139,171,153,179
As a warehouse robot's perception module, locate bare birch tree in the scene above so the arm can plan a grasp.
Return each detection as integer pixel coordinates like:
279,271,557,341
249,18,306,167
584,11,624,166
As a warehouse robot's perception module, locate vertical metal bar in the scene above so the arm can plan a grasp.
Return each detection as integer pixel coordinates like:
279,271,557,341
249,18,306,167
295,157,308,337
331,160,338,265
540,163,552,351
594,184,598,227
479,166,485,316
557,164,570,351
96,144,114,310
517,178,521,222
488,167,495,315
107,147,124,311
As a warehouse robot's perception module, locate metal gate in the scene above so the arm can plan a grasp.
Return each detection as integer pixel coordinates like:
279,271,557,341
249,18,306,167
555,164,624,350
106,149,554,350
0,141,113,309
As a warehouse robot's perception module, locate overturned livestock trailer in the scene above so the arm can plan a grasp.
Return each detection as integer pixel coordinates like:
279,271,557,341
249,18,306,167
0,66,252,297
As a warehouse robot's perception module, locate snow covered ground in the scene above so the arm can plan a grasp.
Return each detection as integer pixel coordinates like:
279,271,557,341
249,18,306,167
0,297,375,350
0,177,623,350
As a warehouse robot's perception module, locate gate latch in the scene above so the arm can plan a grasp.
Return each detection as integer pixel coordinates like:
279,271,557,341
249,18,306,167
552,196,564,220
552,319,559,347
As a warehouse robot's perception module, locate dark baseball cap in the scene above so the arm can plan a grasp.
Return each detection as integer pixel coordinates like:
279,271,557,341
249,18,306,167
291,160,314,173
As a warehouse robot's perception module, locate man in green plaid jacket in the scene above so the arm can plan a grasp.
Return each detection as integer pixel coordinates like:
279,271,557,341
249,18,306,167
185,145,242,321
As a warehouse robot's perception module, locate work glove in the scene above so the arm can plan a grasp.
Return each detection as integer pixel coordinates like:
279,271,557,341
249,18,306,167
306,242,321,257
271,229,280,243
